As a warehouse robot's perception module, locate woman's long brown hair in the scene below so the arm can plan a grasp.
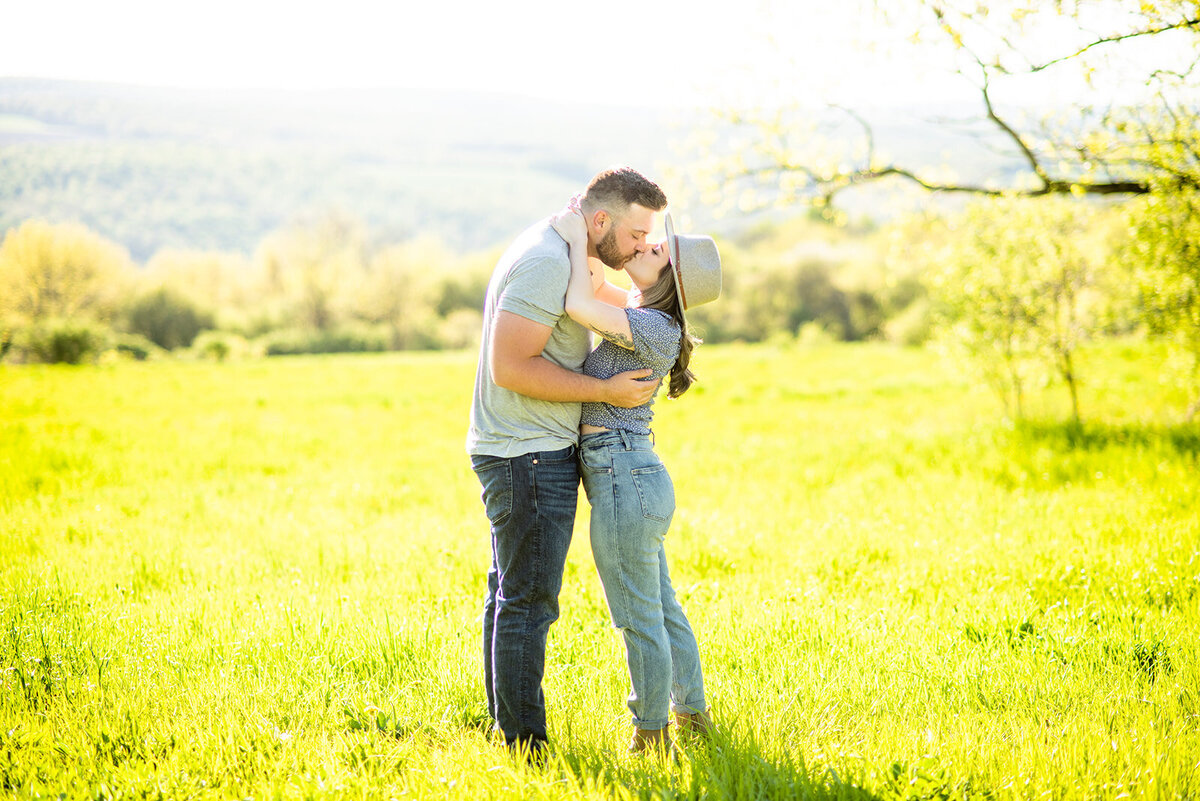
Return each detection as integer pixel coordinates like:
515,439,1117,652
637,261,699,398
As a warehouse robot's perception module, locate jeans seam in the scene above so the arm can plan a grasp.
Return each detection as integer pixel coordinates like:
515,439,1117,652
613,514,640,721
522,453,539,736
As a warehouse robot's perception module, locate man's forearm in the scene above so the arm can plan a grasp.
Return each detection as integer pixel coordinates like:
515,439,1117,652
493,354,608,403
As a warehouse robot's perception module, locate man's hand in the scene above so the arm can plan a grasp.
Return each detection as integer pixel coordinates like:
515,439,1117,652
491,312,654,405
603,369,660,408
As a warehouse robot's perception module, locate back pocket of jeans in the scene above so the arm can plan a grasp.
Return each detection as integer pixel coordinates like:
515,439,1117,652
631,464,674,523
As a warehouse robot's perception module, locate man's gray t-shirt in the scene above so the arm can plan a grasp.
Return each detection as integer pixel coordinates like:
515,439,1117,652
466,219,591,458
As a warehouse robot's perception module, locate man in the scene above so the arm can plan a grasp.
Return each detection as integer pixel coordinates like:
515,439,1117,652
466,167,669,756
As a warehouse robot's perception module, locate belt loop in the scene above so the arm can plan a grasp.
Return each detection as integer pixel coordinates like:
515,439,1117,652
649,429,655,447
618,429,631,451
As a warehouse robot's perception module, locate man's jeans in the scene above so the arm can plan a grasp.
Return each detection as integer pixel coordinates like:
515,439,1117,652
471,445,578,748
578,430,706,730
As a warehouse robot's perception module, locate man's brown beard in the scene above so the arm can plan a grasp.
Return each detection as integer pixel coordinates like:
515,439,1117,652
595,227,628,268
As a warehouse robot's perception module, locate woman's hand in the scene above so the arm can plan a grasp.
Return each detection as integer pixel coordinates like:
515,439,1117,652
557,195,635,349
550,202,588,247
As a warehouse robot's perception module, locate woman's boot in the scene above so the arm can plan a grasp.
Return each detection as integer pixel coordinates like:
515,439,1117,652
629,726,672,755
674,709,714,743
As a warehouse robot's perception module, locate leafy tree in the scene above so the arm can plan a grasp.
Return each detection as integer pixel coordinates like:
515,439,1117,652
434,275,489,318
1123,187,1200,418
253,212,367,331
726,260,858,342
356,237,485,350
692,1,1196,419
144,249,255,327
0,219,133,325
923,197,1118,422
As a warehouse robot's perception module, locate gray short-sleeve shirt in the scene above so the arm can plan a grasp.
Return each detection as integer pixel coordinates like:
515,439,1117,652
466,220,591,457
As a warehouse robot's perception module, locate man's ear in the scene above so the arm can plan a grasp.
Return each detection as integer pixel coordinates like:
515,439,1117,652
589,209,608,232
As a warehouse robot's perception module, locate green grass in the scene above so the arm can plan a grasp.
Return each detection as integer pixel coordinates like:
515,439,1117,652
1,342,1197,799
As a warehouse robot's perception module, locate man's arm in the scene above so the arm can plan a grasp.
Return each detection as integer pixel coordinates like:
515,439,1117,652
489,311,657,408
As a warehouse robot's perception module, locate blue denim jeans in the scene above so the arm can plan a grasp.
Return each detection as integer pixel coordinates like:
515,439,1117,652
578,430,706,730
470,445,578,749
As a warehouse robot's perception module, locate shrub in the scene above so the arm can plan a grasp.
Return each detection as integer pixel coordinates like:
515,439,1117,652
0,320,14,361
884,299,933,347
191,331,254,362
16,319,108,364
797,321,836,347
1123,188,1200,419
922,197,1118,422
435,309,483,350
109,332,163,361
259,323,390,356
124,287,215,350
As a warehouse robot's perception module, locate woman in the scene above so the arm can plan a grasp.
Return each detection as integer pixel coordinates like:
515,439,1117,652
551,206,721,753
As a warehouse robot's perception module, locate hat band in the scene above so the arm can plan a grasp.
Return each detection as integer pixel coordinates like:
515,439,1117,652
672,239,689,310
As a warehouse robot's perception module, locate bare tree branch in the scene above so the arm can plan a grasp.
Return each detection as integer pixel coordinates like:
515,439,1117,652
732,161,1151,202
1028,17,1200,73
976,61,1048,185
830,104,876,164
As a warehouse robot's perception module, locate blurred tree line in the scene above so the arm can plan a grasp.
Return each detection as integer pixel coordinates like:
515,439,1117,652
0,212,493,365
1,187,1197,420
0,208,919,363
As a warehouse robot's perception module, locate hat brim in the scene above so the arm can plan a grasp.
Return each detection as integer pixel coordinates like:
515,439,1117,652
664,211,688,314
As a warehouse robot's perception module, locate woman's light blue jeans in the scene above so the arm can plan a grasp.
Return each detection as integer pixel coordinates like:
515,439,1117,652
578,429,706,730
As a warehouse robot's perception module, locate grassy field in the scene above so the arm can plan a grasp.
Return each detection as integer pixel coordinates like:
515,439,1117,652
1,342,1197,799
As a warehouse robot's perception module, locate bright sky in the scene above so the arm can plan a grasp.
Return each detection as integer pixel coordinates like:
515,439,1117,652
1,0,979,108
5,1,1188,110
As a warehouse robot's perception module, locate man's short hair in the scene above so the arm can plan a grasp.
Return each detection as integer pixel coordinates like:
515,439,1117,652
580,167,668,220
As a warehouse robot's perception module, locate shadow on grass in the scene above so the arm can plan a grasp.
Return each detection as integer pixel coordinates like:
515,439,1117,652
1011,419,1200,455
980,419,1200,490
342,700,493,743
550,729,885,801
351,703,987,799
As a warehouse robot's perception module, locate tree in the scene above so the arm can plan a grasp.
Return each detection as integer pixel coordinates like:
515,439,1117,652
0,219,133,325
922,197,1118,422
252,212,368,331
144,249,255,327
1123,187,1200,418
697,1,1199,214
356,237,448,350
691,1,1196,421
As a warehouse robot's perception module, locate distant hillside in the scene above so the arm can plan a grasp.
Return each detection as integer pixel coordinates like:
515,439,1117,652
0,79,692,261
0,79,1026,262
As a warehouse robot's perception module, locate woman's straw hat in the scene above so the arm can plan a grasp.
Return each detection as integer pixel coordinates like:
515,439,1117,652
664,212,721,312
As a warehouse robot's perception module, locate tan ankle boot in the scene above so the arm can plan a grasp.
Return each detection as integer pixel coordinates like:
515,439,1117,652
674,709,714,741
629,726,672,754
